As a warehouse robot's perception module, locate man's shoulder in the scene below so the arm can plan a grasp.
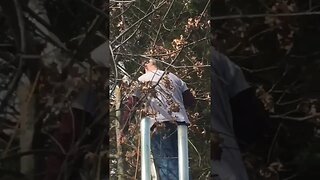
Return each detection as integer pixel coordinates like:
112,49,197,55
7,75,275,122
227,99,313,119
167,72,183,83
137,73,151,82
138,70,164,82
137,74,145,82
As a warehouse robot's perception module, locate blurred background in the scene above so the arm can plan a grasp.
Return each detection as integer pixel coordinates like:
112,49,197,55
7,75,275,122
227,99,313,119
0,0,108,179
211,0,320,179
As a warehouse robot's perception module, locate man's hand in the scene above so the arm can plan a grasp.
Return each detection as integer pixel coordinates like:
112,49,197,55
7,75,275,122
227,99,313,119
120,96,139,133
119,130,127,144
212,131,224,161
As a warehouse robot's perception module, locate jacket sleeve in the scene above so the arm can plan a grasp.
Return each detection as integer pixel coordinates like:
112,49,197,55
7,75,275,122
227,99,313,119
212,49,250,98
120,95,140,133
169,72,195,109
230,87,269,149
183,89,196,109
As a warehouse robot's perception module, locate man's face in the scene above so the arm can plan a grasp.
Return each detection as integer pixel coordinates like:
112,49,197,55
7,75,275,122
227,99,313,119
142,59,152,72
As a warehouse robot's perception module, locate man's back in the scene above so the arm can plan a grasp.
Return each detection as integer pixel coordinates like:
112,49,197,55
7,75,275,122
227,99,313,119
137,70,190,124
211,49,249,180
132,60,194,179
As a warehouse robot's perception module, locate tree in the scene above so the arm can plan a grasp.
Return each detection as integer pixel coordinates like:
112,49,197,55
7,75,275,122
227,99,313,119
109,0,211,179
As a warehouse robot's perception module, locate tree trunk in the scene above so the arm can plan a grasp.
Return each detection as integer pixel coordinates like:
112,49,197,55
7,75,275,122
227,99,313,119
115,85,125,180
17,75,35,176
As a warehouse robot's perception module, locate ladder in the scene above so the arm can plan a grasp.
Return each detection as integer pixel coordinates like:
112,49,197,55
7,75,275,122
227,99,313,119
140,117,190,180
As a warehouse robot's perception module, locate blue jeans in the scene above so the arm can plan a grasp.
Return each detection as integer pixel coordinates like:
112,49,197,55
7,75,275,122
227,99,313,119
151,122,185,180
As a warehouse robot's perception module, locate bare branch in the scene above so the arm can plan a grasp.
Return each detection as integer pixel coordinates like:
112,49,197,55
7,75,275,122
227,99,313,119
111,1,167,45
241,66,279,73
270,113,320,121
211,11,320,20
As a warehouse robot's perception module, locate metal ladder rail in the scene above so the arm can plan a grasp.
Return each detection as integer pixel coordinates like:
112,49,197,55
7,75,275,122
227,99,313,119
140,117,189,180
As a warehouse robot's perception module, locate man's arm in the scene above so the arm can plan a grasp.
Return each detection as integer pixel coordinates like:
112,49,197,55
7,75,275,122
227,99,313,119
230,87,269,150
120,95,140,133
169,72,196,109
183,89,196,109
212,49,250,98
212,49,269,150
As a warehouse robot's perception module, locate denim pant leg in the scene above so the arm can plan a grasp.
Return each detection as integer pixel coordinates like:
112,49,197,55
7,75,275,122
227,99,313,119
151,123,179,180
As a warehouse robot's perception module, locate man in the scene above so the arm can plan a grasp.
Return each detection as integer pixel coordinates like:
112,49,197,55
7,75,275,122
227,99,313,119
44,69,107,180
211,49,268,179
121,58,195,179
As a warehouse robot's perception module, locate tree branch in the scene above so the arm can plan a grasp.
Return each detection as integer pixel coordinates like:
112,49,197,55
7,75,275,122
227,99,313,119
211,11,320,20
270,113,320,121
110,0,166,45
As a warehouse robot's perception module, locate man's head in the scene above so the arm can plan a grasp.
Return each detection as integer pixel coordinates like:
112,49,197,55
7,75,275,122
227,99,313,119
142,58,158,73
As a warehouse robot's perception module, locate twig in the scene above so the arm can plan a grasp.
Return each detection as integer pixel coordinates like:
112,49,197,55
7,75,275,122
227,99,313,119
276,98,302,106
111,0,166,45
66,112,108,168
24,16,68,52
22,5,52,33
113,36,208,58
283,173,299,180
200,0,211,18
109,41,118,95
94,129,108,180
113,21,143,51
65,15,106,72
151,0,176,45
211,11,320,20
0,149,63,162
79,0,108,18
111,2,134,20
111,0,136,3
96,150,102,180
154,60,210,69
114,51,178,57
275,80,300,104
289,50,320,58
188,139,202,167
249,27,276,41
41,130,67,155
69,106,76,147
268,64,289,93
163,0,176,19
267,123,282,164
134,137,140,179
241,66,279,73
270,113,320,121
152,23,163,47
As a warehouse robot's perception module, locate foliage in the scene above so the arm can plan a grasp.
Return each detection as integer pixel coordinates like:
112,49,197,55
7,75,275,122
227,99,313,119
0,0,108,179
211,0,320,179
109,0,211,179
